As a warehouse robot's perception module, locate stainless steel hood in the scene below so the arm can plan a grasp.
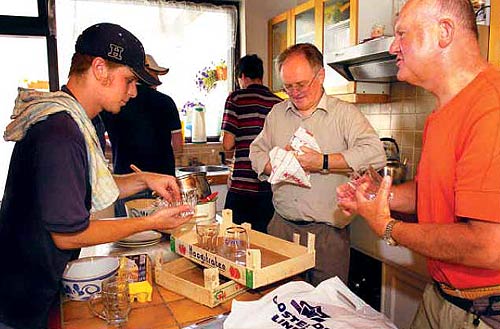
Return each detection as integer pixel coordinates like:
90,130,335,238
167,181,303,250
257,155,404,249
325,36,398,83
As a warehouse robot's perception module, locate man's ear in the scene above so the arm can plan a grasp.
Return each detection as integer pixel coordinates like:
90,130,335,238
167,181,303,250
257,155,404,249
91,57,109,84
438,18,454,48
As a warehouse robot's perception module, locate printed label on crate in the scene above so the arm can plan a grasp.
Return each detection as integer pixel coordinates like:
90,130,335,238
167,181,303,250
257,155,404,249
172,237,254,288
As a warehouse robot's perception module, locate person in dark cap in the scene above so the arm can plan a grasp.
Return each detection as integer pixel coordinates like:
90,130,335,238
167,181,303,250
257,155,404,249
0,23,191,329
100,53,183,217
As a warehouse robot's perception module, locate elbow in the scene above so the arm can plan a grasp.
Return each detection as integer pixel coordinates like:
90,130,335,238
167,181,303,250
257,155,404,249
51,233,80,250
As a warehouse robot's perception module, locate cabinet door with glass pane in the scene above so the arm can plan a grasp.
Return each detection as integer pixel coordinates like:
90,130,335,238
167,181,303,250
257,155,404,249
292,0,317,46
322,0,354,91
268,12,290,92
323,0,352,55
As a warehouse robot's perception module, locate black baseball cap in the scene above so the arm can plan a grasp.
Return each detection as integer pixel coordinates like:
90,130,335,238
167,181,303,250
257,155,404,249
75,23,160,86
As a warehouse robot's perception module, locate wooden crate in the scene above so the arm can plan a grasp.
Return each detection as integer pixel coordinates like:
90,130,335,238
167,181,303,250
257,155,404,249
169,209,315,289
154,256,247,307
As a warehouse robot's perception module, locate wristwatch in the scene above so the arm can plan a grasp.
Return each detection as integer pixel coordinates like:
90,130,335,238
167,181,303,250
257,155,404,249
320,154,329,174
383,219,401,246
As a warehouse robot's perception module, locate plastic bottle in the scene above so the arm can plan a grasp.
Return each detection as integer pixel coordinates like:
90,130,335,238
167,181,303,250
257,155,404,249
192,105,207,143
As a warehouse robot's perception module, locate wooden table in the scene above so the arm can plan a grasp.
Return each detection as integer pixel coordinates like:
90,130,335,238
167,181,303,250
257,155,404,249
61,239,296,329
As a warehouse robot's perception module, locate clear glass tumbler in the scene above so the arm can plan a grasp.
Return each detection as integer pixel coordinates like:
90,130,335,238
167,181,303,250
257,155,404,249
221,226,249,265
195,219,220,253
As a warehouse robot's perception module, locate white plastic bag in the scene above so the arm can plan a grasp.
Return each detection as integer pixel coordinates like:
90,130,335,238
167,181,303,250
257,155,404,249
223,277,397,329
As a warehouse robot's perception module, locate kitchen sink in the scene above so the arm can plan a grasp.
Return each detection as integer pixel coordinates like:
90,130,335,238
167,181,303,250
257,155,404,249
177,165,229,173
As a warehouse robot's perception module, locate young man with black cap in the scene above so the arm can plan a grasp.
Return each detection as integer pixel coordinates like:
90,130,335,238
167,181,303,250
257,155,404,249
100,53,183,216
0,23,191,329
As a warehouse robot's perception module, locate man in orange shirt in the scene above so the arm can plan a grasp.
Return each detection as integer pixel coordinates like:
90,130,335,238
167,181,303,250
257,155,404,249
337,0,500,328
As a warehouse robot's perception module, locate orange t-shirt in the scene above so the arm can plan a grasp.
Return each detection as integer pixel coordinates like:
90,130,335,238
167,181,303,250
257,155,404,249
417,65,500,289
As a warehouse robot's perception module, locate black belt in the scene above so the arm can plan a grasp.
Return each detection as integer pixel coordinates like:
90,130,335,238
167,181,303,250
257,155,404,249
435,282,473,312
282,217,313,226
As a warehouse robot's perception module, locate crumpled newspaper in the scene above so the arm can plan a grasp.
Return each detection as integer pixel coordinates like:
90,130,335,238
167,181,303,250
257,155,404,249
268,127,321,188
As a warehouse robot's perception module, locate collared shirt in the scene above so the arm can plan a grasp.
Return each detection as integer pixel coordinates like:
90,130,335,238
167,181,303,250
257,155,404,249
249,93,385,225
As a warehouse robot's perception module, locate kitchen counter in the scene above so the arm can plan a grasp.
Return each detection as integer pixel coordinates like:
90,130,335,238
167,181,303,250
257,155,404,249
61,238,288,329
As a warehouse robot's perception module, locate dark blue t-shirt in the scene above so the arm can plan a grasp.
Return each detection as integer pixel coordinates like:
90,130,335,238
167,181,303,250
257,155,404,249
0,112,90,329
101,84,181,175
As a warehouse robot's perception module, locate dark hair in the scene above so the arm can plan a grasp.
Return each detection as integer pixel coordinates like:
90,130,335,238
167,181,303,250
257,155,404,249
276,43,323,74
236,54,264,80
68,53,122,77
436,0,478,39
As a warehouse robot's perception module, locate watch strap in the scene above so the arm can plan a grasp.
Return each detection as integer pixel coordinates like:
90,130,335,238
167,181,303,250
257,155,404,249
383,219,401,246
322,154,328,170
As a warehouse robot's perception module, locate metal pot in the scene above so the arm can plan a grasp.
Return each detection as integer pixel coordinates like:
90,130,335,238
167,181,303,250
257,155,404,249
176,172,211,200
381,159,407,185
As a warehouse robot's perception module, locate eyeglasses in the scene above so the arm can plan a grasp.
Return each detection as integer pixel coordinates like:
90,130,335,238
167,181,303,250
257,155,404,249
281,70,320,94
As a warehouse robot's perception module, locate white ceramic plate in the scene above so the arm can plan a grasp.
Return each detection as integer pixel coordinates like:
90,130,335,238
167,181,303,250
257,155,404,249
115,238,162,248
119,230,162,243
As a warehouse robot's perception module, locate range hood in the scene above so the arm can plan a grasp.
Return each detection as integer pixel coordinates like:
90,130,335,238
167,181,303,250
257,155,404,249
326,36,398,83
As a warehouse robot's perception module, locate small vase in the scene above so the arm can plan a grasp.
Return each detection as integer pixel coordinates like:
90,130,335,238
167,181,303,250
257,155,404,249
216,66,227,81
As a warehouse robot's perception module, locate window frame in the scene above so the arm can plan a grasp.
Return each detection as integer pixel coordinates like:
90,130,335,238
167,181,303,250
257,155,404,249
1,0,240,141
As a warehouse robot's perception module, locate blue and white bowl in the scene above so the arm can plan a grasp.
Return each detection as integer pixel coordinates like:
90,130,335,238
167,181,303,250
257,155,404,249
62,256,120,301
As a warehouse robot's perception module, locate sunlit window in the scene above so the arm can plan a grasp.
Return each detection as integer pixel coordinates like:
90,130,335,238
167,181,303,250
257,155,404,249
0,1,38,17
56,0,237,138
0,36,49,194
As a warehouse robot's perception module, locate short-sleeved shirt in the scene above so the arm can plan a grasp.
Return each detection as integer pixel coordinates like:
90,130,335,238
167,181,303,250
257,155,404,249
417,65,500,289
221,84,282,194
0,112,90,328
101,84,181,175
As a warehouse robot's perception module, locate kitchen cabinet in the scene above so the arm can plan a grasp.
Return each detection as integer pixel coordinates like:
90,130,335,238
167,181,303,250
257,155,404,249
485,0,499,67
381,263,428,329
268,0,391,103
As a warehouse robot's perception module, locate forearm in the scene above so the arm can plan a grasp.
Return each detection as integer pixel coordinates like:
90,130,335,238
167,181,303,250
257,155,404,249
171,132,183,152
113,173,148,199
389,180,417,214
392,219,500,270
51,217,154,249
222,131,235,151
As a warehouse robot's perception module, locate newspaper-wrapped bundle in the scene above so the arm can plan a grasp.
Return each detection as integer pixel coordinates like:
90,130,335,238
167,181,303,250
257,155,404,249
290,126,321,154
268,147,311,188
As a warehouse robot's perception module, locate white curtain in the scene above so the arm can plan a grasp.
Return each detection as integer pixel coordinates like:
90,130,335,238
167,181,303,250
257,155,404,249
55,0,237,136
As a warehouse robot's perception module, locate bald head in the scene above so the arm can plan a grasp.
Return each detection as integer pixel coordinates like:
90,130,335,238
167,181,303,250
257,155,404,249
402,0,478,38
435,0,478,38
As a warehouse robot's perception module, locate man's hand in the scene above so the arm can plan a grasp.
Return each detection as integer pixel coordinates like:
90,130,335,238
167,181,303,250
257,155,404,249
150,204,193,230
336,182,358,216
355,175,393,237
142,173,181,202
295,146,322,172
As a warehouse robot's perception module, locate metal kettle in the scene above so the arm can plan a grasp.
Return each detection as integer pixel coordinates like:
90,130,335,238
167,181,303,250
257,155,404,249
380,137,407,184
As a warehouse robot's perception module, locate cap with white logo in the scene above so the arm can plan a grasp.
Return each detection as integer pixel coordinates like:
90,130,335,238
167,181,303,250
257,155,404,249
75,23,160,86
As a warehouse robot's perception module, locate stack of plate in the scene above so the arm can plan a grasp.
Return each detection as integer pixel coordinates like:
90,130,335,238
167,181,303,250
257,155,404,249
116,230,162,248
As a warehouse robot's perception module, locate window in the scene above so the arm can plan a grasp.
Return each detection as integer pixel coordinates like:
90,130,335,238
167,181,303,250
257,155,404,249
0,36,49,194
0,2,51,195
0,0,38,17
56,0,237,139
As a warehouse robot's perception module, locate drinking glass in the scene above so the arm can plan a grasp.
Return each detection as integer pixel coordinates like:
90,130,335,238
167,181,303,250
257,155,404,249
344,166,393,201
195,219,220,252
221,226,249,265
88,276,131,326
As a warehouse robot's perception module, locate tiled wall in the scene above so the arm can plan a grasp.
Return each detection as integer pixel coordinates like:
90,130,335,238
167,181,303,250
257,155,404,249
174,142,227,167
359,82,437,180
